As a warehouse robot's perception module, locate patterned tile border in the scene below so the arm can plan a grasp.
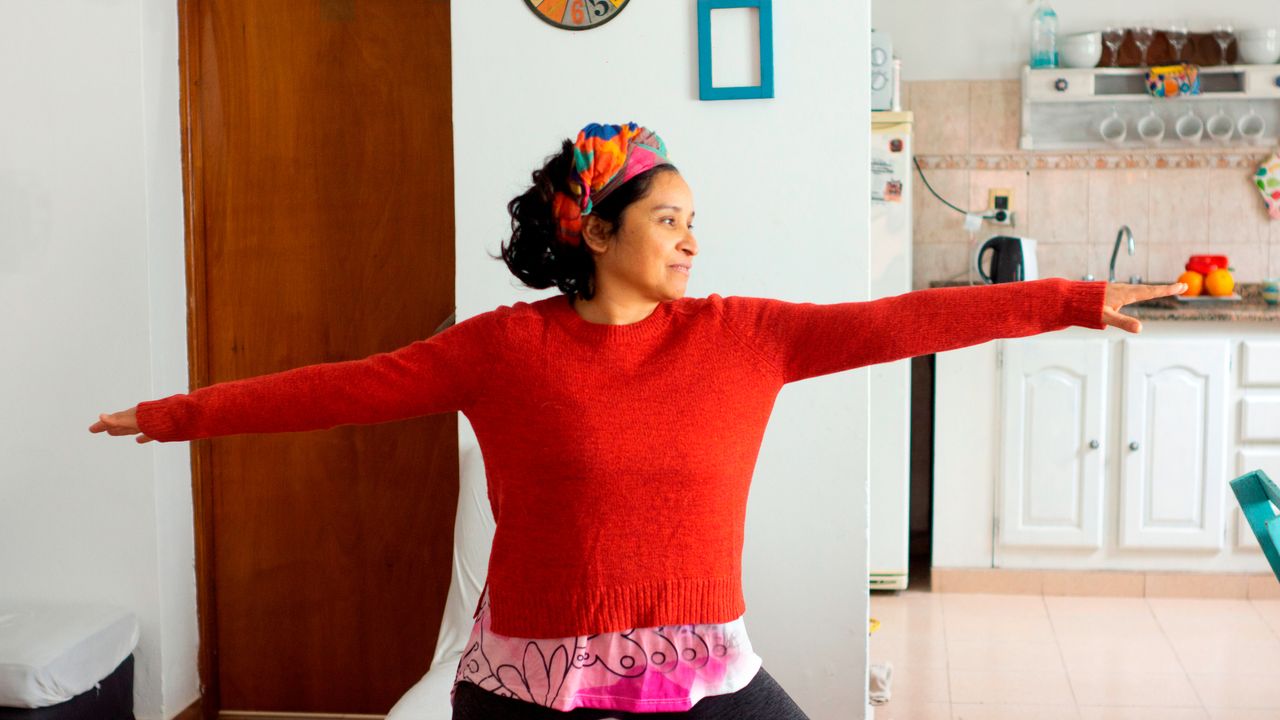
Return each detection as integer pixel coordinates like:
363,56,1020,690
917,150,1273,171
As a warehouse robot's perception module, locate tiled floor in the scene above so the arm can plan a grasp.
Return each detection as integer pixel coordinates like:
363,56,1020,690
870,591,1280,720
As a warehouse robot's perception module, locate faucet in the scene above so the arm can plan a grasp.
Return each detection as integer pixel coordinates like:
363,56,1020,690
1109,225,1135,283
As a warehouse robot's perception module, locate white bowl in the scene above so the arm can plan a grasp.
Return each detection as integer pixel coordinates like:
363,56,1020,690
1061,37,1103,68
1239,35,1280,64
1238,27,1278,40
1061,31,1101,47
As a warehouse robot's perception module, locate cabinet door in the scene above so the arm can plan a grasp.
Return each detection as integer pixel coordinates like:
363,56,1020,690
1120,340,1230,549
999,339,1108,548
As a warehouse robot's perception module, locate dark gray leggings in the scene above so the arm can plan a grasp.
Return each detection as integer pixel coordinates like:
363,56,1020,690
450,666,810,720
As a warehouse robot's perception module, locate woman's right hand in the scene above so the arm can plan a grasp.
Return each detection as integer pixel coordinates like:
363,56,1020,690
89,406,154,443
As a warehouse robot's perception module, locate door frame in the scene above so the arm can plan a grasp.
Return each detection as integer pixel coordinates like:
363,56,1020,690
176,0,221,716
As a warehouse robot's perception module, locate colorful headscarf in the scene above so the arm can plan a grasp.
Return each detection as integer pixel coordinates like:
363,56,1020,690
553,122,671,247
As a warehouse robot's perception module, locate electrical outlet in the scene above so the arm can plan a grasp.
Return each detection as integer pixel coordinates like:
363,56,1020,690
987,187,1015,225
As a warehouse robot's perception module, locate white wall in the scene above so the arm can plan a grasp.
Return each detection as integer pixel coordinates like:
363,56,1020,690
451,2,872,716
2,1,871,717
0,1,197,718
874,0,1280,80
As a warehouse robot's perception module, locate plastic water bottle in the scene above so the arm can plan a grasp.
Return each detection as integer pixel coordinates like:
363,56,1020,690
1030,0,1059,68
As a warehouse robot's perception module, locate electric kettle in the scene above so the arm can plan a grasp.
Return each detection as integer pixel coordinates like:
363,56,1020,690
975,236,1039,284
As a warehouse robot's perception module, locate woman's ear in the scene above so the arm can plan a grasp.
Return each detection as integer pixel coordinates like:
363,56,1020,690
580,215,612,256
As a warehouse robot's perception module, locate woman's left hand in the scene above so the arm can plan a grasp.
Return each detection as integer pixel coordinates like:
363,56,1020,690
1102,282,1188,334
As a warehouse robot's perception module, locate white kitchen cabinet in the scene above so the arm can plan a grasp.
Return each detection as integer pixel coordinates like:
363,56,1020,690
999,338,1108,549
1241,398,1280,443
936,322,1274,574
1241,340,1280,387
1118,340,1230,550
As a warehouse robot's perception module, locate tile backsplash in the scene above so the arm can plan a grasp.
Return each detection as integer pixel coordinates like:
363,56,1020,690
905,80,1280,289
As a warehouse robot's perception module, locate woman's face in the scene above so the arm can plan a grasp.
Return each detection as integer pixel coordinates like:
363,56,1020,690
584,170,698,304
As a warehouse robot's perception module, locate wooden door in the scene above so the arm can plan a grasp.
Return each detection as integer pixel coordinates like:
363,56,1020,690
178,1,456,714
997,338,1108,549
1119,339,1229,550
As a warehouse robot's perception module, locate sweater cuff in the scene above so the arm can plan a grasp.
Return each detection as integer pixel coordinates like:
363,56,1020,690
135,397,182,443
1064,280,1108,330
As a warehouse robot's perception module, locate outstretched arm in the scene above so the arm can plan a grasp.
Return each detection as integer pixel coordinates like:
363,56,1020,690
90,312,495,443
716,279,1185,384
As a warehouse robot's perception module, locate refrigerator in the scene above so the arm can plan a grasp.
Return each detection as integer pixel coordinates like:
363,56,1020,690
869,111,913,590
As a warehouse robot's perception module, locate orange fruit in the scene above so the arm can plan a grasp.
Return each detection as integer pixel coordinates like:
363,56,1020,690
1177,270,1203,297
1205,268,1235,297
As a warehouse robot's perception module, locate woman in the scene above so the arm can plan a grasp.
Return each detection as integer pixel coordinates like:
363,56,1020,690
92,122,1185,718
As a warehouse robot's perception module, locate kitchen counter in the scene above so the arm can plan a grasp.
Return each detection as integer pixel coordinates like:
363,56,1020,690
928,280,1280,322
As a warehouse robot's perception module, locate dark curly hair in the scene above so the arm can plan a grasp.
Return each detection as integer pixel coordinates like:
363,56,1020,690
499,140,679,301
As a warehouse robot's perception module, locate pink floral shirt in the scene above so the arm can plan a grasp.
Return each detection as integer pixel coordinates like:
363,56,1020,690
451,586,763,713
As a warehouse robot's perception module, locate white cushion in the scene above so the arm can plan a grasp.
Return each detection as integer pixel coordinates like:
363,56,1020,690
385,649,461,720
387,441,492,719
0,604,139,708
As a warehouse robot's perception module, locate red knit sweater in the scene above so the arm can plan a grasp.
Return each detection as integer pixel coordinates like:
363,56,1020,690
136,279,1107,637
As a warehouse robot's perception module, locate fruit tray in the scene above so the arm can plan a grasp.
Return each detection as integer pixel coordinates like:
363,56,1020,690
1174,293,1242,302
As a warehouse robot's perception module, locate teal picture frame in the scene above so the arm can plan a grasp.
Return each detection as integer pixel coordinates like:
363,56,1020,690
697,0,774,101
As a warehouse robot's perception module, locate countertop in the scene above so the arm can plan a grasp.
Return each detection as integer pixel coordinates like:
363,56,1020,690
928,280,1280,322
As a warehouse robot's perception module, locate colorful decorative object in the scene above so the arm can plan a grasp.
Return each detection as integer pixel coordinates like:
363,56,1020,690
552,123,671,247
1145,64,1201,97
697,0,775,101
1255,151,1280,220
523,0,629,31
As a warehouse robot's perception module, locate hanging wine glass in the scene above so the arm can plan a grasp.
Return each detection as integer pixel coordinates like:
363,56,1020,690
1103,26,1126,66
1132,23,1156,67
1166,21,1189,63
1213,22,1235,65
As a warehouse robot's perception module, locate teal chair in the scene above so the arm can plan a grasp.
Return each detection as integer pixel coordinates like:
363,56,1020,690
1230,469,1280,584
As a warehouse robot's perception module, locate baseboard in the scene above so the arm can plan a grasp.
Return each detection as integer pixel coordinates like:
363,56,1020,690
217,707,384,712
173,694,387,719
174,699,202,720
929,567,1280,599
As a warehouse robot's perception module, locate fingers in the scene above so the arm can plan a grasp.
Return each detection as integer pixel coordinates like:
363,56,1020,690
1105,282,1188,310
1145,282,1187,300
90,411,141,436
1103,306,1142,334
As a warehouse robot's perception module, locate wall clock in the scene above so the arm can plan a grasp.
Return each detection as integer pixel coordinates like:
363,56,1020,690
524,0,630,31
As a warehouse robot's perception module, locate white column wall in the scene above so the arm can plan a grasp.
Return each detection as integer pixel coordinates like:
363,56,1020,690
451,2,872,715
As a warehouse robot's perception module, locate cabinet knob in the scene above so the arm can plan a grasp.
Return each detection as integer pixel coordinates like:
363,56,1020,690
1089,439,1100,449
1129,441,1140,451
1054,78,1069,92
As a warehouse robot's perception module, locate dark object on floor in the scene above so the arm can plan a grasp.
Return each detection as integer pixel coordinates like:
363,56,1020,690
0,655,134,720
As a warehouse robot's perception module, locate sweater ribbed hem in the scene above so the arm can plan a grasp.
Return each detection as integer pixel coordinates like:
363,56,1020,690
135,398,182,442
1065,280,1109,330
487,575,746,638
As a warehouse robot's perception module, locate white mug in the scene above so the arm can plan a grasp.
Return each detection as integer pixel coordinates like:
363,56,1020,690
1137,111,1165,145
1238,111,1266,143
1175,111,1204,143
1099,113,1127,144
1207,111,1235,143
